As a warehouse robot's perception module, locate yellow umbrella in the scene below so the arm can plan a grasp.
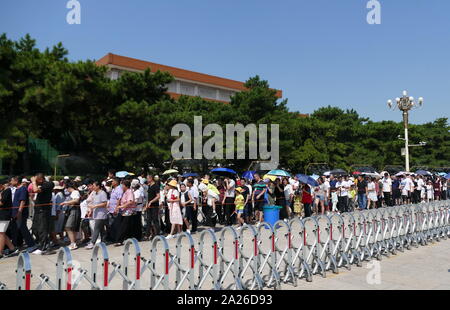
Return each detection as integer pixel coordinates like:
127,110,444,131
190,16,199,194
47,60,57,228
163,169,179,175
263,174,277,182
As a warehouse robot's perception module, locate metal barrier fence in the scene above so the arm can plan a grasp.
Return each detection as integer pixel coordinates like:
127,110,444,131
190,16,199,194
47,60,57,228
2,201,450,290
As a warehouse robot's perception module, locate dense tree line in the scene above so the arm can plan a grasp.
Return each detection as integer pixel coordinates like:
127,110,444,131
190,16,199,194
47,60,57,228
0,34,449,174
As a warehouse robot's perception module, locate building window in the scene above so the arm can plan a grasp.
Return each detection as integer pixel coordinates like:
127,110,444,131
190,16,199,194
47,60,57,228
167,81,177,93
198,85,217,100
218,89,234,102
180,82,195,96
108,69,120,80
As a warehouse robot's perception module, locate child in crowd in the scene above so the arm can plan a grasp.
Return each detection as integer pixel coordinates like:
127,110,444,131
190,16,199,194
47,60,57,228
234,187,245,229
331,187,339,213
348,185,357,212
293,189,303,217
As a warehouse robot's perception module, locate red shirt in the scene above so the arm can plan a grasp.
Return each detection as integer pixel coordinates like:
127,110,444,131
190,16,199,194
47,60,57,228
302,189,313,204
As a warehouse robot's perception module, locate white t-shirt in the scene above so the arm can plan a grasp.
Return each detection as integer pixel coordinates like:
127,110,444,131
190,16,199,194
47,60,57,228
337,181,350,197
134,189,144,212
322,181,330,197
400,179,407,195
404,178,414,192
416,179,424,191
80,200,90,219
225,179,236,198
426,184,433,198
289,178,300,190
70,190,80,201
189,186,199,205
284,184,293,201
159,189,165,205
382,178,392,192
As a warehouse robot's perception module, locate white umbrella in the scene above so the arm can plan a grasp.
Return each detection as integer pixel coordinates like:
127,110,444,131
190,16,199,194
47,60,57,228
363,172,381,178
310,174,320,180
395,171,408,177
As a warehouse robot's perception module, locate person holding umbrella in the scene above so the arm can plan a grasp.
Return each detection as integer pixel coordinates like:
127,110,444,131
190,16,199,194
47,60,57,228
165,180,183,239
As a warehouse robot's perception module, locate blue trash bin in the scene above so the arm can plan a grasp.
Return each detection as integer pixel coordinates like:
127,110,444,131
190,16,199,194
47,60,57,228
263,205,282,227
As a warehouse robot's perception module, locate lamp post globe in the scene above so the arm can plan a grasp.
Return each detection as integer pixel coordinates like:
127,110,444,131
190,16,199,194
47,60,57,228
386,91,423,172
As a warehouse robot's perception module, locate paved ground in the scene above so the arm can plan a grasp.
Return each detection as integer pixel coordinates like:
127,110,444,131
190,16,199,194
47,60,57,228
283,238,450,290
0,226,449,290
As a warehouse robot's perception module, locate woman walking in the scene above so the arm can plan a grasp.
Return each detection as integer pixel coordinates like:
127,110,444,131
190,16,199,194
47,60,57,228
282,178,293,219
314,177,326,215
132,180,144,240
61,183,81,250
180,183,194,234
85,181,108,249
0,178,18,259
367,177,378,210
114,180,136,246
166,180,183,239
302,184,313,217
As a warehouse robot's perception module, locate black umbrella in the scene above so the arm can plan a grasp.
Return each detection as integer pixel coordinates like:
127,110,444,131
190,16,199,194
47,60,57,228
329,169,348,176
415,169,431,176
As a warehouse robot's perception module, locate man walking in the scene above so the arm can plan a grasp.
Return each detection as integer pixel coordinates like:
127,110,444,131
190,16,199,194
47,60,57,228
145,175,161,239
30,173,54,255
356,175,368,210
381,173,393,207
222,176,236,226
10,177,37,252
187,179,199,233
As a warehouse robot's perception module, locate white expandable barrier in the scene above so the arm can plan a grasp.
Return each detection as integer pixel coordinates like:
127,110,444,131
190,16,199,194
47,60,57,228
3,201,450,290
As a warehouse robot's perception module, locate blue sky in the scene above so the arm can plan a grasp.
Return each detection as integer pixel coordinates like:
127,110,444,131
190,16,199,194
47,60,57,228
1,0,449,124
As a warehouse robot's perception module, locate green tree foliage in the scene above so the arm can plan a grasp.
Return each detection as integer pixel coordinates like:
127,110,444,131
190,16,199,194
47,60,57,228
0,34,449,174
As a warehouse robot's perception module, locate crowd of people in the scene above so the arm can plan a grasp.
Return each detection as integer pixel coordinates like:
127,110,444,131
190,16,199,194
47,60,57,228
0,170,449,259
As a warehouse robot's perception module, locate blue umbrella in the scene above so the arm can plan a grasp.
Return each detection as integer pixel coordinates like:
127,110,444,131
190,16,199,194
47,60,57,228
242,171,256,180
267,169,291,177
296,174,319,187
211,167,237,177
115,171,129,178
182,172,198,178
445,173,450,180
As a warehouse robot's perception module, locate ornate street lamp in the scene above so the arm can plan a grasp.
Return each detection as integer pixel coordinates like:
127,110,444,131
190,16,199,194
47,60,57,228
387,90,423,172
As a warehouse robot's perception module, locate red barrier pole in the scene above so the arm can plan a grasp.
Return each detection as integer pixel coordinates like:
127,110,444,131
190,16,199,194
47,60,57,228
165,250,170,275
213,243,218,265
25,272,31,290
66,267,72,290
190,246,195,269
272,234,275,252
103,259,109,288
136,255,141,281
